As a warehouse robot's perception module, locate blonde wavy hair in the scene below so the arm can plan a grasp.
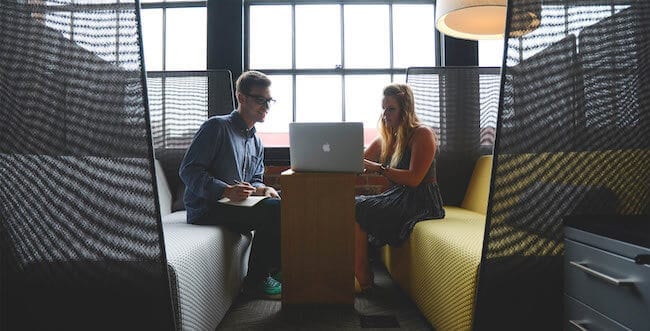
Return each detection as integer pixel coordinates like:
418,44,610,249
378,83,423,167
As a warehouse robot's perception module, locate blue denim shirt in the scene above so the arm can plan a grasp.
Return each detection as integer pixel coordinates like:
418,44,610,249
179,110,265,224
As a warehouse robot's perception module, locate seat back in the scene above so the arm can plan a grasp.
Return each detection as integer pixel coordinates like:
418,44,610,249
460,155,493,215
407,67,500,206
148,70,235,150
155,159,173,216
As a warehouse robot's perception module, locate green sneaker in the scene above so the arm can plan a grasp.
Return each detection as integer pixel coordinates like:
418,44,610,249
272,271,282,283
258,275,282,300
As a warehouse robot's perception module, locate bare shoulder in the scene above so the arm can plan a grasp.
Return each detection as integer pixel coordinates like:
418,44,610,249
369,136,383,147
412,126,435,142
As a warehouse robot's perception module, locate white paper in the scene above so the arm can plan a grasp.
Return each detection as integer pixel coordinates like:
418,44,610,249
218,196,268,207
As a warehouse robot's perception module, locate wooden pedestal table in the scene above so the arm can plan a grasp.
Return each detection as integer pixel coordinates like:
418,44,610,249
280,169,356,306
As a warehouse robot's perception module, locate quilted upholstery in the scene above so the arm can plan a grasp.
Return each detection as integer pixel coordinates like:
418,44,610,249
461,156,493,214
156,159,251,330
155,160,173,216
163,220,251,331
382,156,492,331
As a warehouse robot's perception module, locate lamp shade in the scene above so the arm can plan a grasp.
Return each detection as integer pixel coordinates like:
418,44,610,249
435,0,541,40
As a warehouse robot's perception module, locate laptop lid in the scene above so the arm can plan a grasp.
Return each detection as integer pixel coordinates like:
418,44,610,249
289,122,364,173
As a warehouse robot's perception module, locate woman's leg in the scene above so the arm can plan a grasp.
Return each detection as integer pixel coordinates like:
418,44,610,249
354,223,372,290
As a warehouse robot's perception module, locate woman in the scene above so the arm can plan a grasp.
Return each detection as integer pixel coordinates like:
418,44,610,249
355,83,445,291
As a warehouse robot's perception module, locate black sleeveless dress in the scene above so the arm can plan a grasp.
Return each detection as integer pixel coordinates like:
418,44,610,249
355,148,445,247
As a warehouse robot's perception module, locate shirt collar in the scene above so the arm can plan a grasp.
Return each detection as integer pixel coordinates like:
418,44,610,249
230,110,256,137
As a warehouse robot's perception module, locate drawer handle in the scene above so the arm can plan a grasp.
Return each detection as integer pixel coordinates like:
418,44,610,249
570,261,634,286
569,320,589,331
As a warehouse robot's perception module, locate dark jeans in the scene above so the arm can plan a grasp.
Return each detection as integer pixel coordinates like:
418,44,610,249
195,198,281,284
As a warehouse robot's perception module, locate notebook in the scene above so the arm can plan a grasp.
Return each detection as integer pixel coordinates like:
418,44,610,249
289,122,364,173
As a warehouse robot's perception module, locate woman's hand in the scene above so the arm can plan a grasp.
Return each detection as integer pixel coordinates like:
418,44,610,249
223,182,255,202
363,159,381,174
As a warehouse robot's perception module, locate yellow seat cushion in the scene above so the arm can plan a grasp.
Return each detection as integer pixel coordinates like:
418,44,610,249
383,207,485,331
382,156,492,330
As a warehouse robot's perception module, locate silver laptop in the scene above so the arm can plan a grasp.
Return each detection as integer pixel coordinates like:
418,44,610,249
289,122,364,173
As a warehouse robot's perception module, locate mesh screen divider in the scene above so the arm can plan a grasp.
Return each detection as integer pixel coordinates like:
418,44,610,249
407,67,501,206
0,0,175,329
147,70,235,150
474,1,650,329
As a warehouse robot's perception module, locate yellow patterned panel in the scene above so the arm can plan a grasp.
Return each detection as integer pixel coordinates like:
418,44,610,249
384,207,486,331
490,150,650,228
461,156,493,214
487,150,649,259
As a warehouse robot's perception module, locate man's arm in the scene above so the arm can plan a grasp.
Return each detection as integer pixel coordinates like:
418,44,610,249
249,140,265,189
179,120,229,201
250,139,279,198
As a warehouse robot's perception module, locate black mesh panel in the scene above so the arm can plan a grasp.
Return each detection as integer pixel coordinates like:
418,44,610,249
0,0,175,329
407,67,501,206
147,70,234,150
474,1,650,329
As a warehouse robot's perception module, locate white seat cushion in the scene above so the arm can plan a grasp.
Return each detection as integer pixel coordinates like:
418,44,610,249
163,222,251,331
162,211,187,224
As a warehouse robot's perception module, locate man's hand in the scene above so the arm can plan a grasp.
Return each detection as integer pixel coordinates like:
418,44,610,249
262,186,280,198
223,181,255,202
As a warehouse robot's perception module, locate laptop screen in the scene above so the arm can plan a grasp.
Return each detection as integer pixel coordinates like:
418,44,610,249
289,122,364,173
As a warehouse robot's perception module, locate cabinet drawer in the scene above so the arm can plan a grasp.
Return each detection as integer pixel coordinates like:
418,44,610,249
565,239,650,330
565,295,630,331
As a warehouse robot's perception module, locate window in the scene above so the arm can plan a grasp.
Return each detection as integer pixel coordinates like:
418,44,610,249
140,1,207,149
140,1,207,72
246,1,437,147
479,39,504,67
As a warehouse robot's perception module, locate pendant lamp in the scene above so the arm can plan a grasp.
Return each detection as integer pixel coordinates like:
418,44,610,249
435,0,541,40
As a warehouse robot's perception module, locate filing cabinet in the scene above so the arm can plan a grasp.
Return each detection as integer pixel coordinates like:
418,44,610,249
564,217,649,331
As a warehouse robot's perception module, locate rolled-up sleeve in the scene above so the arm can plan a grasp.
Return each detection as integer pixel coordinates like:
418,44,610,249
179,120,229,201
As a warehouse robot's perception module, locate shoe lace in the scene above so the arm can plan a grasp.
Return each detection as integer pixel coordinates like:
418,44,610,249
265,275,280,287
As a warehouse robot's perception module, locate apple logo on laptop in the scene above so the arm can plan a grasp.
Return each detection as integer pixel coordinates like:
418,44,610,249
322,143,331,152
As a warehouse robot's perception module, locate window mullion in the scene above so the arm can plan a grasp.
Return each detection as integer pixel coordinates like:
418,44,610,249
340,3,345,121
389,1,394,80
162,7,167,147
292,2,297,122
162,8,166,71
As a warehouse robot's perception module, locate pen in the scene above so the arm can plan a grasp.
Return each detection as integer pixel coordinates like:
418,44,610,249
234,180,254,187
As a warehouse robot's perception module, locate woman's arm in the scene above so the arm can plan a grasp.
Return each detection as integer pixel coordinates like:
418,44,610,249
364,136,382,161
364,127,436,187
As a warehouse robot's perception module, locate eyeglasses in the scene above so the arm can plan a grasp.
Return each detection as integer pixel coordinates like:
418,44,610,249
244,93,276,107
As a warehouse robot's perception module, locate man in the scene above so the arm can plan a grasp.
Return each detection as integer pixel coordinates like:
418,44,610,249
179,70,281,299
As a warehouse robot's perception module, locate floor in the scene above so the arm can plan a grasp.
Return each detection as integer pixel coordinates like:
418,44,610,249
216,262,433,330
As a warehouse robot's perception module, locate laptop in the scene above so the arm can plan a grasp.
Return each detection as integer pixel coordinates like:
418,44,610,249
289,122,364,173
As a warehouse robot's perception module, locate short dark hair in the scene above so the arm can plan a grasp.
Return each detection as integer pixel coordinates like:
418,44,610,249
235,71,271,95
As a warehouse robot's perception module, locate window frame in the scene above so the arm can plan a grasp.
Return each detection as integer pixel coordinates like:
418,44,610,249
140,1,207,72
143,0,476,166
244,0,438,123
